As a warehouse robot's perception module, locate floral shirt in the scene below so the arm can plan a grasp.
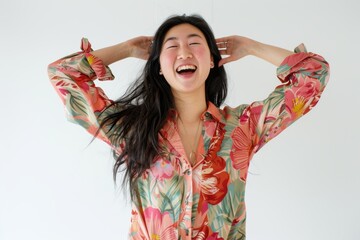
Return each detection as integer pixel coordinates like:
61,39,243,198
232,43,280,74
48,38,330,240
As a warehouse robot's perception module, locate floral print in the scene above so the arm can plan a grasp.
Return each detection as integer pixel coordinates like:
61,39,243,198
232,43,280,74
48,39,329,239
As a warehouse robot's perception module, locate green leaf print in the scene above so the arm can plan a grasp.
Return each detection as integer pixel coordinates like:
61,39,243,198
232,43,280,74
207,179,245,237
159,174,184,222
67,90,89,116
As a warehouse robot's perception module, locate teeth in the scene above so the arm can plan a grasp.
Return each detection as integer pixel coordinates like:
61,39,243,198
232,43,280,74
176,65,197,72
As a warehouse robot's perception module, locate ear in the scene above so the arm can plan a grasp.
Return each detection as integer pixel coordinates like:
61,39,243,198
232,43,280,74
159,69,163,75
210,56,214,68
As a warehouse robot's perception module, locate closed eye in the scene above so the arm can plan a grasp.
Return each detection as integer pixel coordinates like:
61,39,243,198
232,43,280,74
190,42,200,45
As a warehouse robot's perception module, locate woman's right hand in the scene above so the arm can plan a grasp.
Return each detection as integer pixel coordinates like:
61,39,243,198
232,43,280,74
91,36,153,66
126,36,154,60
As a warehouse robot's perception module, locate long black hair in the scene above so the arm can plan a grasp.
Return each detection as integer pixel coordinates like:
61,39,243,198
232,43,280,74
98,14,227,199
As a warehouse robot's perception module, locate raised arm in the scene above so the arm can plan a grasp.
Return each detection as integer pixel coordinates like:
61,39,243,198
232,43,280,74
218,36,330,172
91,36,153,65
216,36,293,67
47,37,152,145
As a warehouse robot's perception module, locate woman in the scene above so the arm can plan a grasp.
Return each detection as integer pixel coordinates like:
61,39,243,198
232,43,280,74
48,14,329,240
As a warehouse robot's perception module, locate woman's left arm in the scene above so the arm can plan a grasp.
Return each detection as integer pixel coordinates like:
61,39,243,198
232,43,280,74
217,36,330,153
216,35,293,67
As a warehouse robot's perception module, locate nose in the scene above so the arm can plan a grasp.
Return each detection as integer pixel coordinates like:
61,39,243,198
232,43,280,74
177,45,193,60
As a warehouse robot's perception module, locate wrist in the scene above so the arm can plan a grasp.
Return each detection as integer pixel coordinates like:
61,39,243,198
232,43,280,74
247,40,263,57
116,42,131,59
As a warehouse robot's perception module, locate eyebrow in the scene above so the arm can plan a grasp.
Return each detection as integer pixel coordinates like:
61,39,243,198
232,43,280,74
163,33,203,44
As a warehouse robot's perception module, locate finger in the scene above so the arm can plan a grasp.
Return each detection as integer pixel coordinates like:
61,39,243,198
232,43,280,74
218,49,229,55
217,42,227,50
218,56,234,67
141,36,153,46
149,37,155,49
218,59,226,67
215,37,229,43
147,36,154,42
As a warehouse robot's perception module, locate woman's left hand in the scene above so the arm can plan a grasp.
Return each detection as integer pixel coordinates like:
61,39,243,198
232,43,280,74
216,36,256,67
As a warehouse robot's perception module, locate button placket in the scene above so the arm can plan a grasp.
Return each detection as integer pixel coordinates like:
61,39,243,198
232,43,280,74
179,166,193,239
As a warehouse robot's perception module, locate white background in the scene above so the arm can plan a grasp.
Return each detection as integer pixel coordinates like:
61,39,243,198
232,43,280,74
1,0,359,239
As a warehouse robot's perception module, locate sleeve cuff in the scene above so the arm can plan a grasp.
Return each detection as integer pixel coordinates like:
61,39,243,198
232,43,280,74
81,38,115,81
276,43,315,83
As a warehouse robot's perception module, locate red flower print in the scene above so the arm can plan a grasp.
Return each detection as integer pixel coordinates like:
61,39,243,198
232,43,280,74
77,81,90,92
201,123,229,205
88,87,109,112
85,53,108,79
192,225,224,240
143,207,177,239
281,52,309,68
201,156,230,205
59,66,91,83
207,232,225,240
204,120,216,138
192,224,210,239
59,88,69,96
230,126,252,181
284,75,321,120
230,105,261,181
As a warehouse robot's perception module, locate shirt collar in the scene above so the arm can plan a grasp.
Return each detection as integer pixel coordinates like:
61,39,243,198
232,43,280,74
202,101,225,124
168,101,225,124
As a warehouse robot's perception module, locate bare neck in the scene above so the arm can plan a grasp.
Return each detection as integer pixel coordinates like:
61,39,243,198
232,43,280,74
173,91,207,123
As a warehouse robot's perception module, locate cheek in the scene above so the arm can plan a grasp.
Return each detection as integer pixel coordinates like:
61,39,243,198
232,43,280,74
159,52,174,69
159,55,176,80
195,48,212,63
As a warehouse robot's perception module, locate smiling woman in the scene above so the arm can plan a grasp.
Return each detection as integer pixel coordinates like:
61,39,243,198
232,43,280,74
160,24,213,98
47,14,329,239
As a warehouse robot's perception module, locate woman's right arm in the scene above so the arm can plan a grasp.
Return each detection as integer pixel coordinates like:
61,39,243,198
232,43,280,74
91,36,153,65
47,37,152,145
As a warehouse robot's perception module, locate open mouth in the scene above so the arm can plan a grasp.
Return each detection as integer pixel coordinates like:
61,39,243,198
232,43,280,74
176,65,197,75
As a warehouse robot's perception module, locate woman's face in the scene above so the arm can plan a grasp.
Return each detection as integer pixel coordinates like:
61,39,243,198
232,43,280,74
159,23,213,96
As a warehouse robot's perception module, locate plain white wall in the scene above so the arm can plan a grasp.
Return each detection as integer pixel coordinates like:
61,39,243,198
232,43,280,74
1,0,359,239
